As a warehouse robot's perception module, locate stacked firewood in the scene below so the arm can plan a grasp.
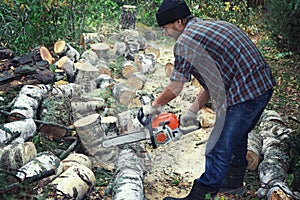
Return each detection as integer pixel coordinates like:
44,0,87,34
0,27,163,199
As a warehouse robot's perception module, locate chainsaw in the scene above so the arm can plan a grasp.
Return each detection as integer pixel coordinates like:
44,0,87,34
102,107,201,149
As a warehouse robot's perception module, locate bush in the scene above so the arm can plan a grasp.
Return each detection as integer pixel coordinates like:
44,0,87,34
264,0,300,54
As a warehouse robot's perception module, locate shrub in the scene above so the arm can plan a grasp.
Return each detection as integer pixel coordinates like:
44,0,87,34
264,0,300,54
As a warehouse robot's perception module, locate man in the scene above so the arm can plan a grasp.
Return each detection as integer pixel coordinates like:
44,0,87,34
144,0,276,199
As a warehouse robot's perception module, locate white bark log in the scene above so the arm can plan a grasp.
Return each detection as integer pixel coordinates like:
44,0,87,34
0,142,37,170
51,83,77,97
110,147,145,200
96,74,114,89
47,165,96,200
0,118,36,144
9,84,50,120
256,110,295,199
54,40,67,55
90,42,111,62
95,62,112,76
80,33,105,50
134,53,156,74
122,60,139,79
71,100,105,114
144,44,160,58
74,113,118,169
54,56,75,79
117,109,144,134
112,83,135,105
16,151,62,182
62,153,93,171
126,71,147,90
65,43,80,62
81,50,98,66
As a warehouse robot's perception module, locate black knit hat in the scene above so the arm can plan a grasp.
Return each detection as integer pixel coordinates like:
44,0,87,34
156,0,191,27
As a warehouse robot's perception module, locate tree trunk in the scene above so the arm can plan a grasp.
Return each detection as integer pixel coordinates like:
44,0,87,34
47,165,96,200
54,40,80,62
112,83,135,105
74,113,118,169
16,151,62,182
8,84,51,121
38,94,72,140
120,5,137,29
109,146,145,200
126,71,147,90
0,142,37,170
134,53,156,74
0,118,36,144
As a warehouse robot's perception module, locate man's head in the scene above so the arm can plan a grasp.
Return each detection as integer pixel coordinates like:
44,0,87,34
156,0,191,27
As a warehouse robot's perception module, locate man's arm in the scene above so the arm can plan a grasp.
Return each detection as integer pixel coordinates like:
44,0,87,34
189,89,210,113
152,80,184,109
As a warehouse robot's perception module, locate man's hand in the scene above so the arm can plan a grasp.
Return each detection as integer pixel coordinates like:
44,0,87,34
180,110,199,127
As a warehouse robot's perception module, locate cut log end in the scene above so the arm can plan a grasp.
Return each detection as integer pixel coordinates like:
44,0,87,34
40,46,53,64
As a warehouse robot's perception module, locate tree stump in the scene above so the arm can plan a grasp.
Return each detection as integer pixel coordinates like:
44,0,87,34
90,43,111,62
120,5,137,29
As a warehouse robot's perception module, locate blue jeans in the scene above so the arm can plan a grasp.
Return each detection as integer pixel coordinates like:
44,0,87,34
196,89,273,192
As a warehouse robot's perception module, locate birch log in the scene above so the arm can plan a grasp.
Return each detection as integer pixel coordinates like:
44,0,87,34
54,56,75,80
96,74,115,89
134,53,157,74
246,129,263,170
112,83,135,105
0,142,37,170
80,33,105,50
256,110,296,199
74,113,118,169
126,71,147,90
120,5,137,29
95,62,112,76
62,153,93,170
47,165,96,200
8,84,51,121
122,60,139,79
40,45,54,64
0,118,36,144
144,44,160,58
16,151,62,182
81,50,98,66
110,147,145,200
117,109,144,134
54,40,80,62
90,43,111,62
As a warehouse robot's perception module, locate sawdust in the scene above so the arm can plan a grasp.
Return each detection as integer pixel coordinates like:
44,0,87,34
141,44,215,200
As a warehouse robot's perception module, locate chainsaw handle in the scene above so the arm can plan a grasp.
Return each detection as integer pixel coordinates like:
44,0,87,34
137,107,157,148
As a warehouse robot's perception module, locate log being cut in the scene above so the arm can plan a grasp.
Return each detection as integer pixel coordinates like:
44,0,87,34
109,146,145,200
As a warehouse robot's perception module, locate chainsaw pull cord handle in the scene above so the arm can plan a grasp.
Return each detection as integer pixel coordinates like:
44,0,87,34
137,107,157,148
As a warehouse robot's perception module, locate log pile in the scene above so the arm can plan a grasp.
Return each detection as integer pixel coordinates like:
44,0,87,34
1,27,298,200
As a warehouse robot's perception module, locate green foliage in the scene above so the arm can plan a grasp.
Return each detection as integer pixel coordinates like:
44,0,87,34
190,0,263,33
264,0,300,54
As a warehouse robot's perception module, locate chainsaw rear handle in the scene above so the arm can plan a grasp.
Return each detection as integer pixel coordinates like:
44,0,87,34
137,107,157,148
